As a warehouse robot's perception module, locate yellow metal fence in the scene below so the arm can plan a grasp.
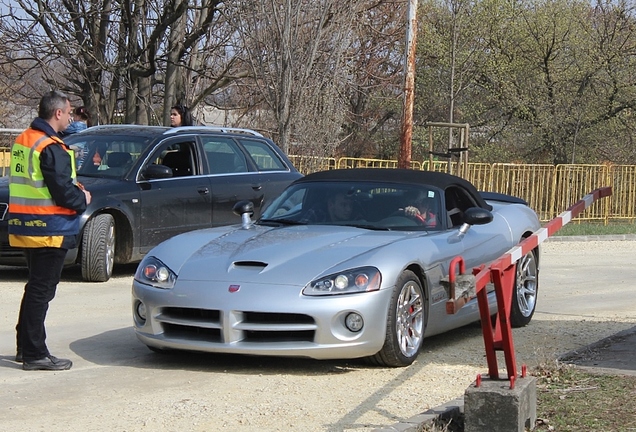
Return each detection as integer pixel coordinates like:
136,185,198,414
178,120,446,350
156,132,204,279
325,158,628,223
1,148,631,223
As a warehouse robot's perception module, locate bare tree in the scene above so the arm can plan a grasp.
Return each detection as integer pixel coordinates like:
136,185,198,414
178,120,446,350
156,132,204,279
231,0,359,155
339,1,406,159
0,0,238,125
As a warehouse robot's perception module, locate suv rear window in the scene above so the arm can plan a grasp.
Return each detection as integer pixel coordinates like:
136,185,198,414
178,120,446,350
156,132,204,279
201,137,248,174
239,138,286,171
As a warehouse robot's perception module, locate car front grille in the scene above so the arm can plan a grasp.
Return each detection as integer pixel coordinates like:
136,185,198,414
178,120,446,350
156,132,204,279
157,307,317,343
0,241,24,258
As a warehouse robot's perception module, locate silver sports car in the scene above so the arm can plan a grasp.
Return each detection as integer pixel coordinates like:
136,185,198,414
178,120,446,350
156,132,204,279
132,169,541,367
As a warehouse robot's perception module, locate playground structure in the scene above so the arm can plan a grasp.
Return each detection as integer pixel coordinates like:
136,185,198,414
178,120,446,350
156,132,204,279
426,121,470,177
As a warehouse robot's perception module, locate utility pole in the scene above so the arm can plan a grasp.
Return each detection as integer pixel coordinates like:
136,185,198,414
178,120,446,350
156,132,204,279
399,0,418,169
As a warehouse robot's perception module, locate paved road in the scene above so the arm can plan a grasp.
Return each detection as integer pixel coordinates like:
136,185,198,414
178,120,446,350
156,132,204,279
1,240,635,431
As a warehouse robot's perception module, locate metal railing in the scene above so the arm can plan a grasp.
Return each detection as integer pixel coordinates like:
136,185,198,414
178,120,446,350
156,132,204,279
305,157,632,223
2,141,634,223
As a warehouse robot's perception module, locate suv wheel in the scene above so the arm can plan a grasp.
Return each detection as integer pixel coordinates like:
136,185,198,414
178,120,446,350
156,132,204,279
81,213,115,282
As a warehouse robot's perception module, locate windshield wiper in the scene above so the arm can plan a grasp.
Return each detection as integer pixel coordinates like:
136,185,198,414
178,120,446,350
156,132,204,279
341,223,390,231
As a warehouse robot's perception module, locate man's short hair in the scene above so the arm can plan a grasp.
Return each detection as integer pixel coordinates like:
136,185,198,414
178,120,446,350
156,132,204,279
38,90,69,120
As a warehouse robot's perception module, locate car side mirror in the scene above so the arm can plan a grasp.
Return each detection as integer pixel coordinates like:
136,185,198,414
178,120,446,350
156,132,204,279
142,164,173,180
233,200,255,229
463,207,493,226
457,207,493,236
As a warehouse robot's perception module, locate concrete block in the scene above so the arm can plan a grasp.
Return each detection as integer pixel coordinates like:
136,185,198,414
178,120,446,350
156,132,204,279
464,376,536,432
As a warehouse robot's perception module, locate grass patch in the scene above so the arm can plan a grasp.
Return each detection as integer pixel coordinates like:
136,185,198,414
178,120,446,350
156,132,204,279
419,363,636,431
551,222,636,236
533,363,636,431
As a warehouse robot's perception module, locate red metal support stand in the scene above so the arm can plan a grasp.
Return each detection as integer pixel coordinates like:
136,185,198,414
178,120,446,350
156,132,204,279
446,187,612,387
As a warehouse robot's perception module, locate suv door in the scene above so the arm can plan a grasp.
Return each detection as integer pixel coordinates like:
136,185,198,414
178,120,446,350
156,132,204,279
238,137,304,209
200,136,264,224
138,137,212,253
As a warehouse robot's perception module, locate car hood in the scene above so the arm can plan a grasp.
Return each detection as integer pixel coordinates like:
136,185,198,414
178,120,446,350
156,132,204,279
76,175,126,189
151,224,418,286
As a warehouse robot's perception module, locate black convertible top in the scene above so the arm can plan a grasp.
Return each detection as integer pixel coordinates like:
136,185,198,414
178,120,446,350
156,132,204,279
296,168,492,210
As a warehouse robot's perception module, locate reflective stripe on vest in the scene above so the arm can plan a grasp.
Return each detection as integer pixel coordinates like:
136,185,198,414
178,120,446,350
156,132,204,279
8,128,80,238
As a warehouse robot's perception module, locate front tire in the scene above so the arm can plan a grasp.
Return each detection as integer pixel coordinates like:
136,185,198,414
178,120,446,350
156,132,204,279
510,249,538,327
81,213,115,282
369,270,426,367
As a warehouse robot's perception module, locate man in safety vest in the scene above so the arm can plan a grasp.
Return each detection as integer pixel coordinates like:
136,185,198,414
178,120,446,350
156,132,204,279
9,90,92,371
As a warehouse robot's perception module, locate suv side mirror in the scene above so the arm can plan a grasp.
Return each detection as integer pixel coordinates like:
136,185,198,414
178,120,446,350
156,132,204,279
142,164,173,180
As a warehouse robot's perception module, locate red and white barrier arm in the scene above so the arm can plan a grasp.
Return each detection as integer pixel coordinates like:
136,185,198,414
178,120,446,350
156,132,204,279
490,186,613,271
452,186,612,383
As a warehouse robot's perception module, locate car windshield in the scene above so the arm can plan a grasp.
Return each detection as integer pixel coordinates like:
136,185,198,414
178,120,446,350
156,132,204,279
66,134,152,179
259,180,443,230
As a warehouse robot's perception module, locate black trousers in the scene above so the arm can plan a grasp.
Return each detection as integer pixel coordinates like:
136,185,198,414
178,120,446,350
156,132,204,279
16,247,67,361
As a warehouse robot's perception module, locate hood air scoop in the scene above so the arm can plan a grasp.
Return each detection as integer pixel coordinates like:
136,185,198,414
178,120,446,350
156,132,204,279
233,261,268,269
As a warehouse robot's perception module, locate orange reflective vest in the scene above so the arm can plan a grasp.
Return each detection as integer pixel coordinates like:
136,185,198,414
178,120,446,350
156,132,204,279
8,128,80,248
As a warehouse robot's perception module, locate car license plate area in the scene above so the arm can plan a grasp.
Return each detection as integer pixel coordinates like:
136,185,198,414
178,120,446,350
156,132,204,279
237,312,316,343
159,307,223,342
163,323,222,341
157,308,317,343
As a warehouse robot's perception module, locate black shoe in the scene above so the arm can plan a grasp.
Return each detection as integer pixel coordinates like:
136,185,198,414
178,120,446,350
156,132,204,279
15,349,22,363
23,355,72,371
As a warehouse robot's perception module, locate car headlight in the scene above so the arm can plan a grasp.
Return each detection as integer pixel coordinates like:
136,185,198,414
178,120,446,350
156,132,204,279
303,266,381,296
134,256,177,289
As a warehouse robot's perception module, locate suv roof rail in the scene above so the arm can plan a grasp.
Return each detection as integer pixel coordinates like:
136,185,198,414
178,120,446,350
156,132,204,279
166,126,264,137
67,124,265,138
79,124,151,132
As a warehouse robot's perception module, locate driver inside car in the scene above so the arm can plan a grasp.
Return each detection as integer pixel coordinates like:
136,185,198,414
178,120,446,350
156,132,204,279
401,191,437,227
302,192,354,223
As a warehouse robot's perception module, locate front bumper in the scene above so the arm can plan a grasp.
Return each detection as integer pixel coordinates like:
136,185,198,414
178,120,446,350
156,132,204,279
0,203,78,266
132,278,394,360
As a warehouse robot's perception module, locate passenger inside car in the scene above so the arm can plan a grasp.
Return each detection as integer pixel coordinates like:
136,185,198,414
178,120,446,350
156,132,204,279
302,192,355,223
79,142,109,173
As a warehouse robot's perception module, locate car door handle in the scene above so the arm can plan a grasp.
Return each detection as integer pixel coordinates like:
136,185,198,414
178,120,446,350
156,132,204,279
252,184,262,191
197,187,210,195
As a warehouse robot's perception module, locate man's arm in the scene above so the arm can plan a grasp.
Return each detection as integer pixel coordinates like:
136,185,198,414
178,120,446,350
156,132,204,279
40,144,88,214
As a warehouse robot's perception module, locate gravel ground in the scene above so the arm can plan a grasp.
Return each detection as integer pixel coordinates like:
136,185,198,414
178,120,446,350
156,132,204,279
1,240,635,431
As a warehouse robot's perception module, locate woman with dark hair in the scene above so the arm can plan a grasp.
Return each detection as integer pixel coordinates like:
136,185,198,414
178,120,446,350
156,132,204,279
63,106,92,167
63,106,92,135
170,104,194,127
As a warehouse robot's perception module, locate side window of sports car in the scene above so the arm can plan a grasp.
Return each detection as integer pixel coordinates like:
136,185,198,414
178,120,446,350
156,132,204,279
445,186,478,227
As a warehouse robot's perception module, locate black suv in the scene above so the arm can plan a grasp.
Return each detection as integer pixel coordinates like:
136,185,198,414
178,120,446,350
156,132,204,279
0,125,302,281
